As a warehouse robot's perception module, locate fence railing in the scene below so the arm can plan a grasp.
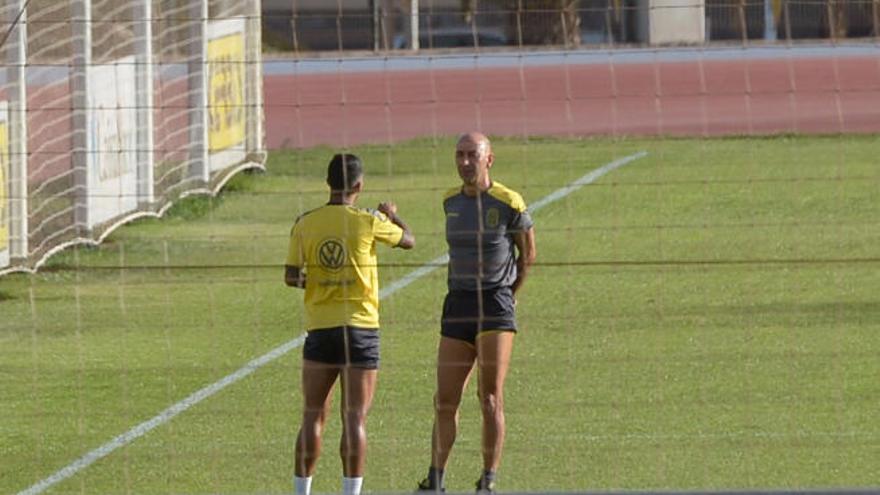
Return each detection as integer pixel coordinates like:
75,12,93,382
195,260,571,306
261,0,880,53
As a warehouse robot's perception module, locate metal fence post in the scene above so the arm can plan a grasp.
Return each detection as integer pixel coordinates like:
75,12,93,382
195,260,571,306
7,0,28,261
246,0,265,161
764,0,777,40
71,0,92,233
370,0,380,51
134,0,155,205
189,0,209,184
409,0,419,50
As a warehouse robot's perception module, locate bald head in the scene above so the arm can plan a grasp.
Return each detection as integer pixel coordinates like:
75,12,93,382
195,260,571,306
455,131,494,192
457,132,492,155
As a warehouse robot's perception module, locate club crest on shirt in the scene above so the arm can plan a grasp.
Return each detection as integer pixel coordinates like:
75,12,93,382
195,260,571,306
486,207,500,228
317,238,346,272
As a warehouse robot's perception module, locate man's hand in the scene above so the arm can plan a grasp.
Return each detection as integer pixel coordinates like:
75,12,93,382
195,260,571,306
377,201,397,217
285,265,306,288
378,201,415,250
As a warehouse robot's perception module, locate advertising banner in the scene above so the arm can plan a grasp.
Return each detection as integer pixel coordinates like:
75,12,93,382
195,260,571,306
207,19,247,172
88,56,138,227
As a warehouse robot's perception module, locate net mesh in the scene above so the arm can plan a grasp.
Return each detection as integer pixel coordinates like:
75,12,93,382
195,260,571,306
1,0,264,271
2,1,880,494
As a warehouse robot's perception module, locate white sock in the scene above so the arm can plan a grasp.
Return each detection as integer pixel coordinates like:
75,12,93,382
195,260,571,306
293,475,312,495
342,476,363,495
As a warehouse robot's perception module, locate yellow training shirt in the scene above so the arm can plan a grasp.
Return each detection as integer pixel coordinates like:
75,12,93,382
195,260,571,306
286,204,404,331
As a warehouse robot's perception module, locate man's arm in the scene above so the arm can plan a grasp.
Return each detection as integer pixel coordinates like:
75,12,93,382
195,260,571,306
511,226,536,295
378,202,415,249
284,265,306,288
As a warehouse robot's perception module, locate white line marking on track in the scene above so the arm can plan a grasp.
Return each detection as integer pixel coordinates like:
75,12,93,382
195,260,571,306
17,151,648,495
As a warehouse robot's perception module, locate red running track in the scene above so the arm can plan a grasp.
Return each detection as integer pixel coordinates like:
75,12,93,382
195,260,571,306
264,55,880,149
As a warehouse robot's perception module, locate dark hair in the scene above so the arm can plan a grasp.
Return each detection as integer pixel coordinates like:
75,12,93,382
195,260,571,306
327,153,363,192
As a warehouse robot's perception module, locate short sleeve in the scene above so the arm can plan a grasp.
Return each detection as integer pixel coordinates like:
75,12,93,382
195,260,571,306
285,221,305,267
371,211,404,247
507,194,534,233
508,208,533,233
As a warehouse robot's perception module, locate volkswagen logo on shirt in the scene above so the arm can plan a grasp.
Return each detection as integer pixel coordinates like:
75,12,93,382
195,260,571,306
317,238,346,272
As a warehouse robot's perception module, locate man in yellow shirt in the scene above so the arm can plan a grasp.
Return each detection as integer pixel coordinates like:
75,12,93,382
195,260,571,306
285,153,415,495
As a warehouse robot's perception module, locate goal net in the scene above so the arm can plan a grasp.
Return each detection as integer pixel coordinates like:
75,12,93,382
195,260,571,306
0,0,264,273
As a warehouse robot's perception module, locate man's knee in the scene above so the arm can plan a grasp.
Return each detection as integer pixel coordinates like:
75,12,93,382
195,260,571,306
479,390,503,416
302,407,327,428
341,406,369,425
434,393,462,417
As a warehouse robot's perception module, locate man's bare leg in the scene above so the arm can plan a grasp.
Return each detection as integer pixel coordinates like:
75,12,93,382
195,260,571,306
475,331,514,490
295,360,339,477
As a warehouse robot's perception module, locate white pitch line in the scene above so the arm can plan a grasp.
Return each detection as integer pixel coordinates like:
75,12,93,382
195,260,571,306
15,336,307,495
17,150,648,495
528,150,648,212
383,151,649,296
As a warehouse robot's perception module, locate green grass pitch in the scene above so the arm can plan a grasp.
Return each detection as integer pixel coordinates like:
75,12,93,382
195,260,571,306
1,135,879,494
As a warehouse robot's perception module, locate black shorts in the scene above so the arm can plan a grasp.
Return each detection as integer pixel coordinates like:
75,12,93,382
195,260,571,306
303,326,380,369
441,287,517,345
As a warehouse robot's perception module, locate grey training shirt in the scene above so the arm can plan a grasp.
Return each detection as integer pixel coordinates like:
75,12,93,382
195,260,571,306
443,181,534,291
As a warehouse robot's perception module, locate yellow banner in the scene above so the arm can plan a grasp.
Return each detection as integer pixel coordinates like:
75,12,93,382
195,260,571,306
207,32,246,152
0,117,9,254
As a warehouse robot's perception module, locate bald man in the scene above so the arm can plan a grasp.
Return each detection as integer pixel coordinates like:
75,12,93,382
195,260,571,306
418,133,537,493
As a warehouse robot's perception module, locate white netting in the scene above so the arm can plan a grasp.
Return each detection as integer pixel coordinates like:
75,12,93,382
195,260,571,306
3,2,880,494
0,0,264,273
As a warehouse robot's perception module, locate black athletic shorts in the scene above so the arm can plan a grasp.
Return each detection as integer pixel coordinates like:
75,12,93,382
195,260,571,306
441,287,517,345
303,326,380,369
